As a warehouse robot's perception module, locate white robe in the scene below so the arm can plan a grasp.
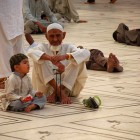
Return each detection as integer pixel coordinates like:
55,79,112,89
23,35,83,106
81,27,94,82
0,0,24,78
27,43,90,96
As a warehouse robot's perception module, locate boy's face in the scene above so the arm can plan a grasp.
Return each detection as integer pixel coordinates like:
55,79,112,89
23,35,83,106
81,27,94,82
14,58,30,75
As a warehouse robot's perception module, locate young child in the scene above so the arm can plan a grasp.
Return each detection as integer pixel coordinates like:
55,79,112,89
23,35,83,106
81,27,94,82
0,53,46,112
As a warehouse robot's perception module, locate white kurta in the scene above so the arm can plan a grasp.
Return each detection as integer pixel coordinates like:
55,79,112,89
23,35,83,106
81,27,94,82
28,43,90,96
0,0,24,78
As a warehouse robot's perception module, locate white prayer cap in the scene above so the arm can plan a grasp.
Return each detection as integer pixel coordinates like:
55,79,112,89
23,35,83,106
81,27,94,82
47,23,64,33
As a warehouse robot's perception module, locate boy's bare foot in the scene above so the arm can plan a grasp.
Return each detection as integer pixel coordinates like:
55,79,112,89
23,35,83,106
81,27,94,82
109,0,117,4
24,104,37,113
61,89,71,104
107,53,115,72
47,92,56,103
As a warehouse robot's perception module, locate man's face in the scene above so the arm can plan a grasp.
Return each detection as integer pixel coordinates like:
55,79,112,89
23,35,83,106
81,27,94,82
46,29,66,46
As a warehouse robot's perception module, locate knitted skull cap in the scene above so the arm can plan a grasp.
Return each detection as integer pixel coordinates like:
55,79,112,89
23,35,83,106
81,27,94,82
47,23,64,33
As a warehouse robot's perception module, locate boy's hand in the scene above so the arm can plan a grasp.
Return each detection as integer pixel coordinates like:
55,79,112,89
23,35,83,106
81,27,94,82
20,97,25,102
35,92,43,98
20,96,32,103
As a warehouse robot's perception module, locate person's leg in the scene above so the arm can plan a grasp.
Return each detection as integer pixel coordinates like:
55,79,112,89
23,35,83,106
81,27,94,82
12,34,25,55
107,53,123,72
32,96,46,109
31,61,54,94
136,29,140,46
0,24,15,80
24,20,39,34
62,62,88,97
7,100,31,112
86,49,108,71
24,95,46,112
47,62,87,103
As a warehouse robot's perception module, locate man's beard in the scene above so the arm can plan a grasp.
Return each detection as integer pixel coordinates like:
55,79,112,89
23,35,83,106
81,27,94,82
50,45,61,52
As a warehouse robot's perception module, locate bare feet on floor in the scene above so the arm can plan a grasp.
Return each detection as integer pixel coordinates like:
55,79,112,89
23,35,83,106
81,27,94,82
24,104,37,113
107,53,115,72
47,89,71,104
60,89,71,104
107,53,123,72
47,92,56,103
113,55,123,72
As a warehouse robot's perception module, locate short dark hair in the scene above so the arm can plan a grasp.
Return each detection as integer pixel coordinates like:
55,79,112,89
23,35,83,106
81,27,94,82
41,12,47,19
10,53,28,72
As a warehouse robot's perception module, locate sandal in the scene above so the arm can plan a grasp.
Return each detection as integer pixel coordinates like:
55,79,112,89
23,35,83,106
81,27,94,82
83,96,101,109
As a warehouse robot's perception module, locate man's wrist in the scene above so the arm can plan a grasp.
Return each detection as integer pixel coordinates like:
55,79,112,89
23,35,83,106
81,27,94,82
66,53,71,60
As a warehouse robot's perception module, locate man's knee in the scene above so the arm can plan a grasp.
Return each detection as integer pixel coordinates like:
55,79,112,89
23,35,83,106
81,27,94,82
24,20,36,34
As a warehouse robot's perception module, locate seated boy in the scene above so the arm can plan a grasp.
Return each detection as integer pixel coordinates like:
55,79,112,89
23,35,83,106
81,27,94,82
0,53,46,112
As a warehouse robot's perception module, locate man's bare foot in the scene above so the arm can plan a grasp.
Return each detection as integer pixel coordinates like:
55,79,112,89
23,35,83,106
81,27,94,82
47,92,56,103
107,53,115,72
107,53,123,72
109,0,117,4
113,55,123,72
61,89,71,104
84,2,95,4
24,104,37,113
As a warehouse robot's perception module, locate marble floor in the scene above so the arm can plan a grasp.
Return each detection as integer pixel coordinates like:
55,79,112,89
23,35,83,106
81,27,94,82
0,0,140,139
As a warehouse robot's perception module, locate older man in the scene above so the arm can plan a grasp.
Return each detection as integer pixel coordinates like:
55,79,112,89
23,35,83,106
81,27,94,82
23,0,58,34
47,0,87,23
27,23,90,104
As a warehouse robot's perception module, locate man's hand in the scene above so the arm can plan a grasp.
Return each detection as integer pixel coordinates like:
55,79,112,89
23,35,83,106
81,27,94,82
51,55,68,63
55,62,65,73
35,92,44,98
34,21,46,33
